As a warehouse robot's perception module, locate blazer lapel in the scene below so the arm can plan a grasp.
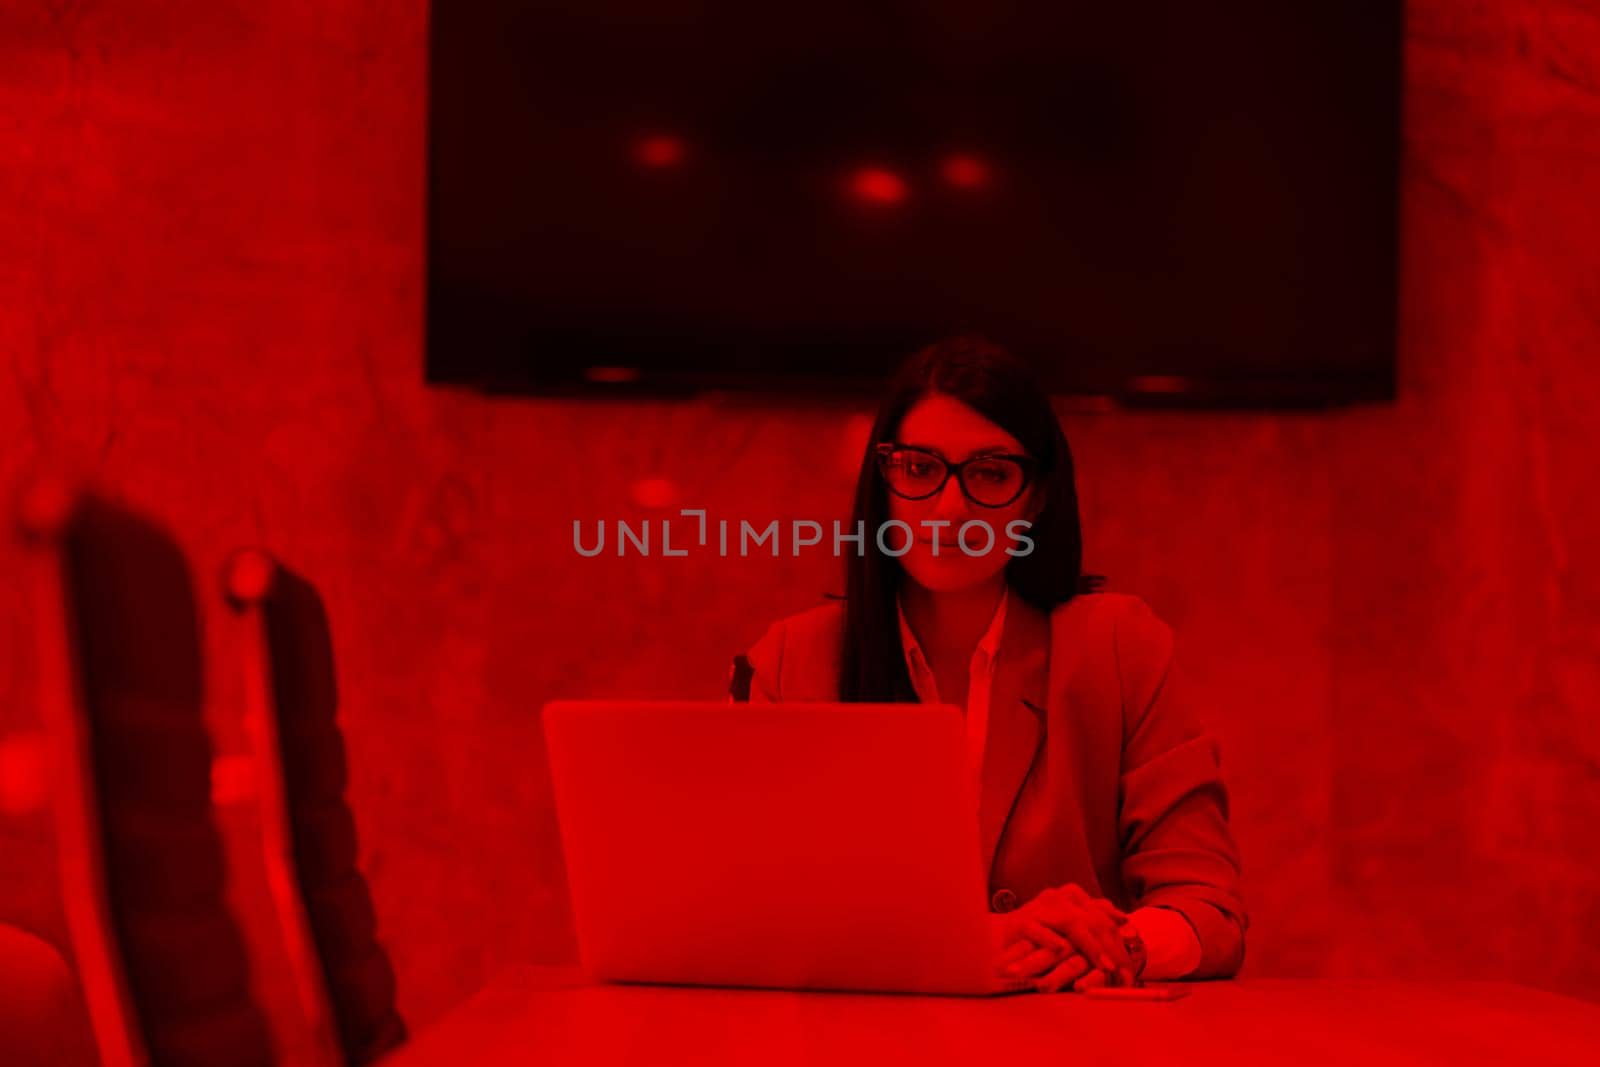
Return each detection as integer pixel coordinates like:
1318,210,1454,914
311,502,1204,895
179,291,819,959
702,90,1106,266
977,592,1050,879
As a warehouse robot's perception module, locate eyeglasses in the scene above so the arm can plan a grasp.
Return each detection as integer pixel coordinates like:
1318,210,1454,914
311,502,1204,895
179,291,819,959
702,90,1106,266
875,443,1037,509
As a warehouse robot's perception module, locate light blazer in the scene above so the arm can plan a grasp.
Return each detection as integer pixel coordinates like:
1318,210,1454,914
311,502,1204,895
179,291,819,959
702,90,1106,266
743,590,1248,979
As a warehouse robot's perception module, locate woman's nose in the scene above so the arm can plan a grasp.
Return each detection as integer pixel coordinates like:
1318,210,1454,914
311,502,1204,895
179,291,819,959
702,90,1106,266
933,476,970,521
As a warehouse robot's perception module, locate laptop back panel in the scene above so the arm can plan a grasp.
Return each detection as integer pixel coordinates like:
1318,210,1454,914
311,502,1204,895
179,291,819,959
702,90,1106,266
543,700,995,995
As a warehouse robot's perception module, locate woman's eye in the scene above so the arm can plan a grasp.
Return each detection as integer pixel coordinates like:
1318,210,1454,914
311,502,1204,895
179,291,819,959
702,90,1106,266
906,461,935,477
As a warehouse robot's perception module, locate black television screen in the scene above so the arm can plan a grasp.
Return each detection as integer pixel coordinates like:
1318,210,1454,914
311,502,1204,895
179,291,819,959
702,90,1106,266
427,1,1400,408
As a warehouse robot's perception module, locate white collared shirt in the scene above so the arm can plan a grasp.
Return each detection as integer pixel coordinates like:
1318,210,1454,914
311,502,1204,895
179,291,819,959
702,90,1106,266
896,588,1007,804
894,586,1202,980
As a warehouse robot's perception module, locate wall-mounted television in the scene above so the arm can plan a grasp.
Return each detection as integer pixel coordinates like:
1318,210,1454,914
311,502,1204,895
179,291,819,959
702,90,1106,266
427,1,1400,409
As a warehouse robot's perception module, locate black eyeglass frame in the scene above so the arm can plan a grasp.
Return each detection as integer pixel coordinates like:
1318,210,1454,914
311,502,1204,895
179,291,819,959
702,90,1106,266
874,442,1039,509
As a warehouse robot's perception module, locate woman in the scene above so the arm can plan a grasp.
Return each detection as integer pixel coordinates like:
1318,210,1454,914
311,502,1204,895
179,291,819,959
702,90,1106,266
743,335,1246,993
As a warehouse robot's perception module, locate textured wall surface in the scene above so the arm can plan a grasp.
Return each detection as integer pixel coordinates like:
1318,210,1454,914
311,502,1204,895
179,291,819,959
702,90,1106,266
2,0,1597,1030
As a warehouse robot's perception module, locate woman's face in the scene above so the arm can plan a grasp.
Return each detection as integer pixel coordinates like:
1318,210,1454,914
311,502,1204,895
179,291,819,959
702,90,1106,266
884,393,1041,594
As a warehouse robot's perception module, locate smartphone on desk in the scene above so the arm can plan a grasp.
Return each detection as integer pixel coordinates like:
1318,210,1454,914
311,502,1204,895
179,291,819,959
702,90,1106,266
1082,984,1190,1002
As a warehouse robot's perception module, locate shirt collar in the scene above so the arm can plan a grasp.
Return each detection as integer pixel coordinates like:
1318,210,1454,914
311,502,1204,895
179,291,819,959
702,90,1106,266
897,585,1010,677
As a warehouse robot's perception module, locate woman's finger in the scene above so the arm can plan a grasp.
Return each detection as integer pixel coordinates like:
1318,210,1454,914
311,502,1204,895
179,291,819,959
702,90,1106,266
1021,919,1072,955
1072,967,1110,993
1032,904,1104,966
1092,899,1132,925
1059,884,1093,907
1072,909,1134,979
998,916,1078,979
1032,952,1092,995
1005,945,1062,980
1050,884,1130,926
1029,892,1135,984
998,938,1033,966
1058,914,1133,983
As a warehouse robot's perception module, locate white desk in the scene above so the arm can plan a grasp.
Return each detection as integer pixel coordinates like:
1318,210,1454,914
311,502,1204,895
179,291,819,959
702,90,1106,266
387,967,1600,1066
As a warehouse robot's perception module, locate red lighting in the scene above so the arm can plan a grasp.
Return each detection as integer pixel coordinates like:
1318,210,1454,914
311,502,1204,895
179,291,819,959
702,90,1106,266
1129,375,1192,394
849,167,907,205
634,134,686,169
941,154,991,190
585,365,642,384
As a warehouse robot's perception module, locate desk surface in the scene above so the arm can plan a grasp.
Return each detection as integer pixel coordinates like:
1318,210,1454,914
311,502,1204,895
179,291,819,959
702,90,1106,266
388,967,1600,1066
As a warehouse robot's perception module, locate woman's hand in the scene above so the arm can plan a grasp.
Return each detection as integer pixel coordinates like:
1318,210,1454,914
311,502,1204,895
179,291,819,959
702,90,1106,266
991,884,1137,993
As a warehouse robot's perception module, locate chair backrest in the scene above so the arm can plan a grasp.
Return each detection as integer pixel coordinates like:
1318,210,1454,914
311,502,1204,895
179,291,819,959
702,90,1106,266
20,484,274,1067
224,551,406,1067
728,654,754,703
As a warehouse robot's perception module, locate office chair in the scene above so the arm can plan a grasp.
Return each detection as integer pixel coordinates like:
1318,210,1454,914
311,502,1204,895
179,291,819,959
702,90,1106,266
223,550,406,1067
728,654,754,703
0,920,97,1066
19,482,274,1067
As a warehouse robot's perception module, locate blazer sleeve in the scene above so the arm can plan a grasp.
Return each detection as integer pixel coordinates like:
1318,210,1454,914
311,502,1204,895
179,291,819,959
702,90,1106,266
743,619,786,704
1113,597,1248,978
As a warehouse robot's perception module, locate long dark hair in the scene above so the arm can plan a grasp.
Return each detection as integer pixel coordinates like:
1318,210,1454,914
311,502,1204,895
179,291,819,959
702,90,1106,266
839,335,1102,702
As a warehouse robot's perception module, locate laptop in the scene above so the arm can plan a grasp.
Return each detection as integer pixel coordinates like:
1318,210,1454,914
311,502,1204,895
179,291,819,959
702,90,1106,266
542,699,1009,996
